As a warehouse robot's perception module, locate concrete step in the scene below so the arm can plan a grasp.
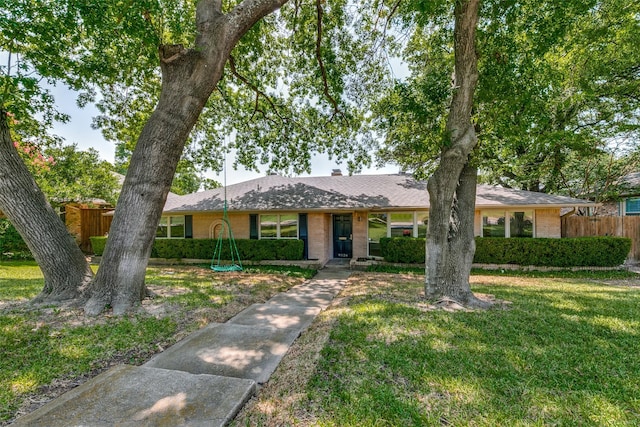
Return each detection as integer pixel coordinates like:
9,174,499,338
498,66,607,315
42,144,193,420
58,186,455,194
144,323,301,384
228,303,321,331
265,290,337,309
10,365,256,427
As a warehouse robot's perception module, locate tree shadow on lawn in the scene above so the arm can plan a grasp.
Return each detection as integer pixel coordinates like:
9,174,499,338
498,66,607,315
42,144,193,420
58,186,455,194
309,278,640,425
0,313,177,425
0,278,43,304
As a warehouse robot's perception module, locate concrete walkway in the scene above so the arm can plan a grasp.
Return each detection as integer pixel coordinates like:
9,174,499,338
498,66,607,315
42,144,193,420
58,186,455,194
11,267,351,427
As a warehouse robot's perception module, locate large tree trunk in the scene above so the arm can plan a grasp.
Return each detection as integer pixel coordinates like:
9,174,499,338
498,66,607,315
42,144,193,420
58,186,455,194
425,0,488,308
84,0,288,315
0,109,93,302
426,163,482,304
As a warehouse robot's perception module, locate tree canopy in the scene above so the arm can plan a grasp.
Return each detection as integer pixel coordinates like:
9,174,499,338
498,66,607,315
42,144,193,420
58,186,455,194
372,0,640,195
38,144,119,205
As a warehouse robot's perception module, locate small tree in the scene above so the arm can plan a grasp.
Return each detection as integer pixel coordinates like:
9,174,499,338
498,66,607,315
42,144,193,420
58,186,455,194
38,144,119,205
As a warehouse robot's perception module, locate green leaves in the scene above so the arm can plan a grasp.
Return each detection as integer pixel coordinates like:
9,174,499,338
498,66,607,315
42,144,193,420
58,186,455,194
475,0,640,195
37,144,120,205
371,0,639,194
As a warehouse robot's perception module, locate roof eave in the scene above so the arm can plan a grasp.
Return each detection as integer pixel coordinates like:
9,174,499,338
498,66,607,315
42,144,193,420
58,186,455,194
164,202,598,215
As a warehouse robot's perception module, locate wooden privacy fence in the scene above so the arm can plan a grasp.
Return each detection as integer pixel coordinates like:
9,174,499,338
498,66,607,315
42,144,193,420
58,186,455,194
65,206,114,253
562,216,640,262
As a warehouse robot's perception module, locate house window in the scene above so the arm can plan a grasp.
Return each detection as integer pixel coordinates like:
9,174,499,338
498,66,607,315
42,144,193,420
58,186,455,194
367,213,387,257
157,216,185,238
390,212,414,237
482,210,533,237
482,210,506,237
280,214,298,238
509,211,533,237
260,214,298,239
157,217,168,238
368,211,429,256
626,198,640,216
260,215,278,238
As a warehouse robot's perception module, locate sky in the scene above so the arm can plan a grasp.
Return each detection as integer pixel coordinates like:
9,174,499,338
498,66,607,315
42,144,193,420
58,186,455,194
48,84,400,186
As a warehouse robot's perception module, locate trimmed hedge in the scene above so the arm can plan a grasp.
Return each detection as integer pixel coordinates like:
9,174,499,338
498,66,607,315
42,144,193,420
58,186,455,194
473,237,631,267
90,237,304,261
89,236,108,257
0,219,33,260
380,237,426,264
380,236,631,267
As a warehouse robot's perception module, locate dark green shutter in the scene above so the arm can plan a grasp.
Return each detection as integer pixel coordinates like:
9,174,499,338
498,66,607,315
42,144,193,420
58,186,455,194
250,214,258,239
185,215,193,238
299,213,308,259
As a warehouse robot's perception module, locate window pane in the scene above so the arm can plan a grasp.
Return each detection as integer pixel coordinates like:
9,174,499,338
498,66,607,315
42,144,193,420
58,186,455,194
390,212,414,237
170,216,185,238
280,214,298,238
482,210,506,237
627,197,640,214
368,213,387,256
156,217,168,238
260,214,278,239
417,213,429,238
510,211,533,238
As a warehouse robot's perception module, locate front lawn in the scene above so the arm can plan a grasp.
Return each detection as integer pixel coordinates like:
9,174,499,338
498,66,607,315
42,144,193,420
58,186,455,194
0,261,313,425
234,270,640,426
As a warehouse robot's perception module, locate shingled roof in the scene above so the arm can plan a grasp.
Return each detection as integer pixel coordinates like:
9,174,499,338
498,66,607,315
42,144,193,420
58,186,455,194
620,172,640,196
163,174,595,213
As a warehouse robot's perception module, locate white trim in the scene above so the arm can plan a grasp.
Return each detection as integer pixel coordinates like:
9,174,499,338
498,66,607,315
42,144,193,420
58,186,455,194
624,197,640,216
157,215,185,239
259,213,299,239
480,210,535,238
367,210,429,257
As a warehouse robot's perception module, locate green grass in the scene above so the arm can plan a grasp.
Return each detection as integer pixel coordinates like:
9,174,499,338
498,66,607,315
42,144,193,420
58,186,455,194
0,262,43,301
0,314,176,412
0,262,311,424
307,274,640,426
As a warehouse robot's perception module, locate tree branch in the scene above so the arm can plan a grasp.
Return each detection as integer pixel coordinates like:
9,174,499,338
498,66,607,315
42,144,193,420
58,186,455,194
383,0,402,39
446,0,480,148
315,0,345,121
226,0,289,47
369,0,403,57
159,44,187,64
227,55,286,123
193,0,224,50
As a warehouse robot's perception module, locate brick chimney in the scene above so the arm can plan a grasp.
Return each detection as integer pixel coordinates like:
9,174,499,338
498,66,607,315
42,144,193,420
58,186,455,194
331,169,342,176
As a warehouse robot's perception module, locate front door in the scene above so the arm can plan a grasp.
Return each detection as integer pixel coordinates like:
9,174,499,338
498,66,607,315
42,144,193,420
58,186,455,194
333,214,353,258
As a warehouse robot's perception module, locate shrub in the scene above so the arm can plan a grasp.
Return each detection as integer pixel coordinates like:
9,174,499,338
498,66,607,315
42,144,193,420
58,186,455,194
154,239,214,259
474,237,631,267
379,236,631,267
380,237,426,263
89,236,108,256
0,219,33,260
90,237,305,261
